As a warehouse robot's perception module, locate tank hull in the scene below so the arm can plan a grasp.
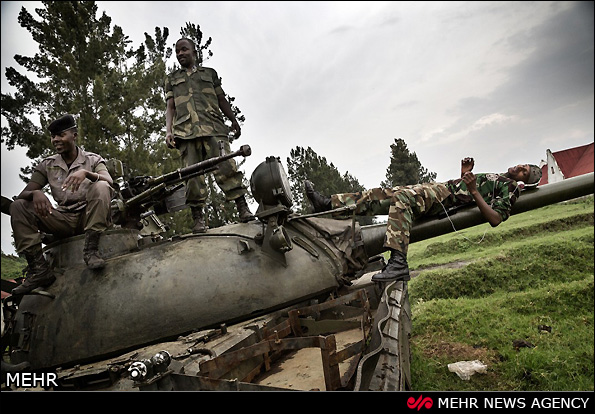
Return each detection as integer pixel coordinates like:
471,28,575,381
11,220,343,369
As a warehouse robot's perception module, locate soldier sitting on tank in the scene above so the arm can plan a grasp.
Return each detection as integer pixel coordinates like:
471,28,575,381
9,114,114,296
304,157,542,283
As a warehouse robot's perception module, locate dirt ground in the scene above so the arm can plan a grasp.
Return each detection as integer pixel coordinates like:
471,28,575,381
253,327,363,391
414,334,499,363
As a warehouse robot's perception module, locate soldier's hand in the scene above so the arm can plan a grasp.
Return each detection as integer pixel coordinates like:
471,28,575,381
166,133,177,149
461,157,474,177
62,169,87,193
462,171,477,193
230,120,241,139
32,190,53,218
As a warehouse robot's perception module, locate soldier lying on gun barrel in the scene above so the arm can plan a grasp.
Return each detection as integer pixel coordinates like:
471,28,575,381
304,157,542,283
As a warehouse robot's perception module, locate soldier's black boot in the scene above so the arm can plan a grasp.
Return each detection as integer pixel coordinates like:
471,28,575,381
235,196,256,223
83,230,106,269
305,181,331,213
11,247,56,295
371,249,411,283
191,206,207,233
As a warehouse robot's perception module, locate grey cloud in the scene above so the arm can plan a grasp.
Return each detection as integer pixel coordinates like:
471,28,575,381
328,25,355,35
495,3,593,114
452,3,593,121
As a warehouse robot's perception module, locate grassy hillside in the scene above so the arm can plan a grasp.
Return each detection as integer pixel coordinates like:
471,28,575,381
407,195,594,391
1,251,26,281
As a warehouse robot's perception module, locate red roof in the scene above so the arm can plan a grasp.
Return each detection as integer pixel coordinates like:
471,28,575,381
539,142,594,185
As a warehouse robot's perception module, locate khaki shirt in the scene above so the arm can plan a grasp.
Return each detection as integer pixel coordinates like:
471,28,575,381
30,146,108,213
164,66,229,139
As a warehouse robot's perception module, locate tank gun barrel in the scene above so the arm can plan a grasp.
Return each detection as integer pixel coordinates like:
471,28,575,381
361,172,594,257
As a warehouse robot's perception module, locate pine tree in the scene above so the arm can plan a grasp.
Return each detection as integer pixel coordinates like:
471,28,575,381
1,1,172,178
1,5,249,234
380,138,436,188
286,146,365,214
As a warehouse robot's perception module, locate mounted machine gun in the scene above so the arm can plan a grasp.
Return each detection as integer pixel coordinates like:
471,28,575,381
109,145,252,236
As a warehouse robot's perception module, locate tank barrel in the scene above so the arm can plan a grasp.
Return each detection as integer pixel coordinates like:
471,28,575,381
361,172,594,257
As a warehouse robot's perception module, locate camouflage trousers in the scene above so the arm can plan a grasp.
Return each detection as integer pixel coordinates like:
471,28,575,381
177,136,247,207
330,182,452,254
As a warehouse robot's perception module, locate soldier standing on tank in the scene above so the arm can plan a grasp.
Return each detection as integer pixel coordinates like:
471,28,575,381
9,114,114,295
305,157,542,283
164,37,255,233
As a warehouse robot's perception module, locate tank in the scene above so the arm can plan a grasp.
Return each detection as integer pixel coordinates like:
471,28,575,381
1,149,593,391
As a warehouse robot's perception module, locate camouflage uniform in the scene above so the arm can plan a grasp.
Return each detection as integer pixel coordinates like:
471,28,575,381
10,147,114,254
164,66,247,207
330,174,520,254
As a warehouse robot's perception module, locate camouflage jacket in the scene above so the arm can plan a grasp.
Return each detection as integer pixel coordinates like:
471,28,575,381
443,173,521,222
164,66,229,140
29,146,108,213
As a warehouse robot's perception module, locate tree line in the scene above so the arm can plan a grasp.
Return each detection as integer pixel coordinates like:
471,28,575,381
1,1,435,236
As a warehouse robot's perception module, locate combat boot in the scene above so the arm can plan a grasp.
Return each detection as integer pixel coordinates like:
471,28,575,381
191,206,207,233
83,230,106,269
371,249,411,283
235,196,256,222
305,181,331,213
11,247,56,295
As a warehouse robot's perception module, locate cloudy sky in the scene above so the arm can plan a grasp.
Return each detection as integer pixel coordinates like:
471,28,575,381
1,1,593,255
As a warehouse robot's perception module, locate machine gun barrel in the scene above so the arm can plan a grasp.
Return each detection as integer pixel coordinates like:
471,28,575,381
148,145,251,187
360,172,594,257
124,145,251,208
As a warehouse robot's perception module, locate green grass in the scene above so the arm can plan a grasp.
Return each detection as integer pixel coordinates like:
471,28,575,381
1,252,26,280
407,196,594,391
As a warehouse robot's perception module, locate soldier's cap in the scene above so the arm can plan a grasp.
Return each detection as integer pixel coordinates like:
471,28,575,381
48,114,77,136
527,164,542,185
